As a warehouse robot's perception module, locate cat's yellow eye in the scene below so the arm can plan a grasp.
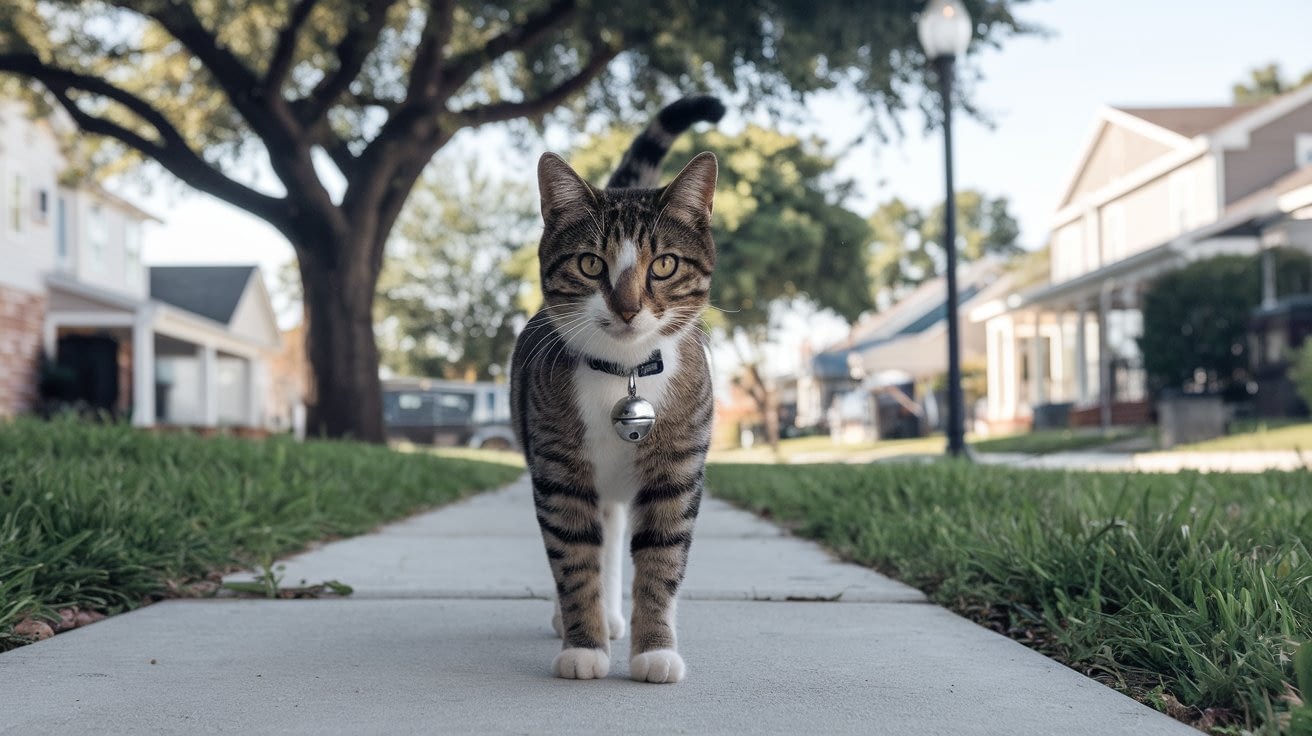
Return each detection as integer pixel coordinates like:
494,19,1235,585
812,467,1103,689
650,254,679,280
578,254,605,278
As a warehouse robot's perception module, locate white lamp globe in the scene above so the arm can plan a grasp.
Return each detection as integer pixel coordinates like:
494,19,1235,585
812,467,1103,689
917,0,973,60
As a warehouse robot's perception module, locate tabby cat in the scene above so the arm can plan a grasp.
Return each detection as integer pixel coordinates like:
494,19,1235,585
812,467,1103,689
510,96,723,683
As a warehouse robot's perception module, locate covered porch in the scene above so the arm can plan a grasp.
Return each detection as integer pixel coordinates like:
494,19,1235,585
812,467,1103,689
976,234,1262,432
44,275,274,429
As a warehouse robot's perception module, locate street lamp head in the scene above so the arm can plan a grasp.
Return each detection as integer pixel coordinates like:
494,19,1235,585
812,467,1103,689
917,0,973,61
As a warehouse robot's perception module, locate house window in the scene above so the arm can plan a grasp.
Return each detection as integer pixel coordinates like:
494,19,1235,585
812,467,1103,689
55,196,69,269
87,203,108,271
33,189,48,225
10,173,23,232
125,222,143,291
1297,134,1312,168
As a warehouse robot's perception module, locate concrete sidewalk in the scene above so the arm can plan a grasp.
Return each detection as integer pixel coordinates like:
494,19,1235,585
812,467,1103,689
1,476,1195,735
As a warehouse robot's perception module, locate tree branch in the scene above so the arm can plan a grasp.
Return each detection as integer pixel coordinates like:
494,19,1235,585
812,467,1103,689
122,2,346,243
440,0,578,97
299,0,397,125
265,0,320,95
119,2,268,128
0,53,288,227
452,40,619,127
405,0,456,103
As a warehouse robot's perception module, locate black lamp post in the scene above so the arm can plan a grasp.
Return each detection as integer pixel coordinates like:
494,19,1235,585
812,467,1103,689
918,0,973,458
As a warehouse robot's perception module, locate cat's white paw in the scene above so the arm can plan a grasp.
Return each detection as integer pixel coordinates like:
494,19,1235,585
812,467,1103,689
607,611,626,640
629,649,685,683
552,648,610,680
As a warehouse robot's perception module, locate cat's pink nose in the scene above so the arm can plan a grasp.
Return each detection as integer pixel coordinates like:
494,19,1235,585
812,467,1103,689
619,310,639,323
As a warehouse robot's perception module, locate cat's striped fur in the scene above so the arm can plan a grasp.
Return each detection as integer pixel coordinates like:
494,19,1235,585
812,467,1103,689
510,97,721,683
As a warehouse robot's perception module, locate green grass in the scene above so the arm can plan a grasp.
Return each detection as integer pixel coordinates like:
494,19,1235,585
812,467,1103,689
1178,421,1312,453
707,462,1312,734
0,417,523,649
972,427,1150,455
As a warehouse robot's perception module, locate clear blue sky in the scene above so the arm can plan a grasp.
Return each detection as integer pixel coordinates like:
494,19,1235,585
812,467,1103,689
140,0,1312,338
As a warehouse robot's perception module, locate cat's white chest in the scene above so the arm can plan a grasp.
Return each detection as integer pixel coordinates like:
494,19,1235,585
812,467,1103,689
574,343,680,502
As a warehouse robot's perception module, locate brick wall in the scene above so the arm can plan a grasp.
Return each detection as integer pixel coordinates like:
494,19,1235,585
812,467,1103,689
0,284,46,418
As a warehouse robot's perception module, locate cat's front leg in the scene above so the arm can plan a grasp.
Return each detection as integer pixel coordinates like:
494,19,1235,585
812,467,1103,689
533,476,610,679
628,478,703,683
553,501,626,641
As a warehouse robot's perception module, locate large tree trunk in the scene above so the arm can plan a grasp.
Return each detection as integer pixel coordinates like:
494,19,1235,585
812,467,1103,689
298,244,385,443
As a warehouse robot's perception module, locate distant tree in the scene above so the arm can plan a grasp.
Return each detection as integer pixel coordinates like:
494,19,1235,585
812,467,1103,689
867,191,1021,306
375,158,536,381
1138,249,1312,397
572,124,872,451
1233,63,1312,104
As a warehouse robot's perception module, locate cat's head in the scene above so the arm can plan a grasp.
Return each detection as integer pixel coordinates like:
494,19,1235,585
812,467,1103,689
535,151,717,365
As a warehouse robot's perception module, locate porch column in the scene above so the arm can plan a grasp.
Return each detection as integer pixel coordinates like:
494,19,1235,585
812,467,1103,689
1261,248,1277,310
1051,311,1067,402
43,319,58,360
1029,310,1045,408
1075,306,1089,403
999,316,1018,422
985,319,1004,423
199,344,218,427
132,308,155,428
247,357,266,428
1098,283,1113,431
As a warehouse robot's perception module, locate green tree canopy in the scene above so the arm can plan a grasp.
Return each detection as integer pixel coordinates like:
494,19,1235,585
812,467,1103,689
867,190,1021,306
1233,62,1312,104
375,157,535,381
1138,249,1312,397
0,0,1034,440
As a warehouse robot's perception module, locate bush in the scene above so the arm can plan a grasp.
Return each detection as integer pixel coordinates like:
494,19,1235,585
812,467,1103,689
1138,248,1312,397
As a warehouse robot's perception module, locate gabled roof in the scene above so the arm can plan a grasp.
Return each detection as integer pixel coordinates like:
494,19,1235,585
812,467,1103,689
149,266,256,325
1055,83,1312,220
1113,105,1253,139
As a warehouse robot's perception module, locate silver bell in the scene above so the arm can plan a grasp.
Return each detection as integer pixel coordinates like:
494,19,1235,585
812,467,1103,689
611,370,655,443
612,395,656,443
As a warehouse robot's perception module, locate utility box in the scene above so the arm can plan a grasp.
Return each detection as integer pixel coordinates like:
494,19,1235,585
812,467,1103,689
1157,394,1226,448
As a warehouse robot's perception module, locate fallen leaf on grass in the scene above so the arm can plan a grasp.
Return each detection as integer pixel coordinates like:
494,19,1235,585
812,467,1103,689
13,619,54,641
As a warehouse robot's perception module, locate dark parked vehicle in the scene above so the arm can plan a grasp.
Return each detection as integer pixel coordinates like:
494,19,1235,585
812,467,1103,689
382,378,516,450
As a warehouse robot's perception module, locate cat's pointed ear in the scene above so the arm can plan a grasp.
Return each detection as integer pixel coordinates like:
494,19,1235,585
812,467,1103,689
538,152,596,224
660,152,718,228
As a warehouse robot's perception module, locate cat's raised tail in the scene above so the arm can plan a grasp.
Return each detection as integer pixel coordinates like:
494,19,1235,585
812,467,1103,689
605,96,725,190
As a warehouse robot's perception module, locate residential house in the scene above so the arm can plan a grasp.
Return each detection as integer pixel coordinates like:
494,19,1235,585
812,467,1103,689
0,98,283,428
800,257,1018,437
975,85,1312,431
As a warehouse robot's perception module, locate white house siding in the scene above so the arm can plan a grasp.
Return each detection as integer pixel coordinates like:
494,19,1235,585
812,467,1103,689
0,101,62,294
64,189,148,301
226,273,279,347
1065,123,1175,205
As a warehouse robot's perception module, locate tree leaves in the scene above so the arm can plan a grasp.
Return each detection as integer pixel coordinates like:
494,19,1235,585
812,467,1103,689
374,156,537,380
866,190,1021,308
